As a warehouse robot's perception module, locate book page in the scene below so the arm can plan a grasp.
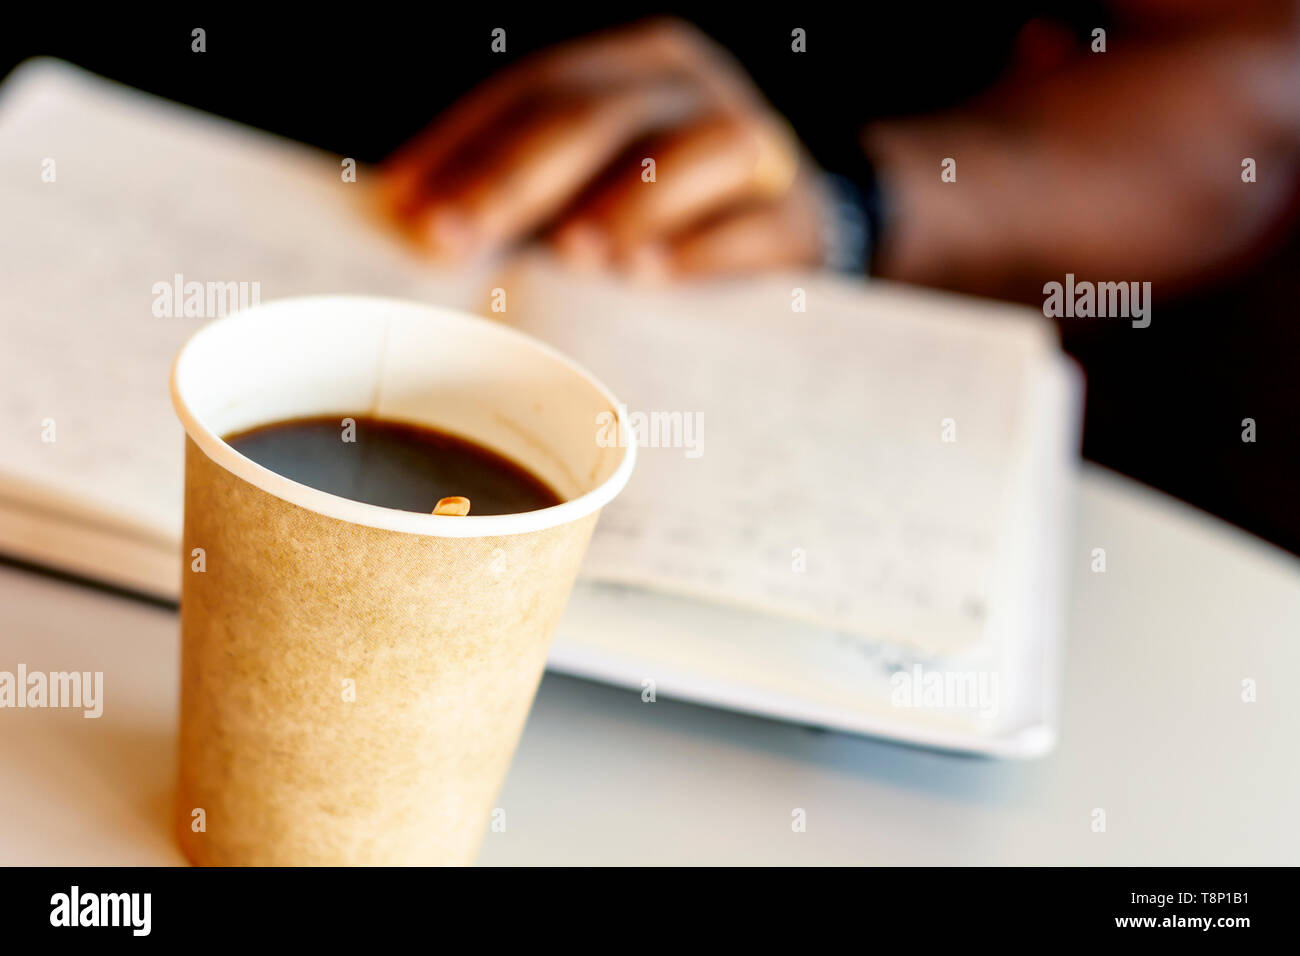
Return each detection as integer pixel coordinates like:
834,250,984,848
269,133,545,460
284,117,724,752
0,61,1060,657
498,257,1056,655
0,60,487,541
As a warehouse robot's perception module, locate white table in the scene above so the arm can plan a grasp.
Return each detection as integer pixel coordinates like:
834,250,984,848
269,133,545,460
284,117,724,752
2,465,1297,865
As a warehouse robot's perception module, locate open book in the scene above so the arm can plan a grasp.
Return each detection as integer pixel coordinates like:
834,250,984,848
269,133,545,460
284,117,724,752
0,60,1082,756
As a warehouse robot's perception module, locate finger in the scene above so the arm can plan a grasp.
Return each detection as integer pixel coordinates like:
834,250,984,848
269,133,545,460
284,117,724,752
631,189,824,279
551,113,801,265
381,18,755,218
409,79,709,261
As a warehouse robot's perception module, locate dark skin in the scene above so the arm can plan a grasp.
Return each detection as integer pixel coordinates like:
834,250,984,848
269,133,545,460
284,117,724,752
381,3,1300,296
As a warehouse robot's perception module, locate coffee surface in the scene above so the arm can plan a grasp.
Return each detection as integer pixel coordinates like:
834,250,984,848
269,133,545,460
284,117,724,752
225,415,562,515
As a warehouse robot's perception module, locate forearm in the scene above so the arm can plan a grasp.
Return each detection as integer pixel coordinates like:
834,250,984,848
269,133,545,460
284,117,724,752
862,13,1300,299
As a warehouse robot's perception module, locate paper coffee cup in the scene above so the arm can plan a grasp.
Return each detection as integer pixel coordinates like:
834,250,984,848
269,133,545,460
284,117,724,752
169,295,634,866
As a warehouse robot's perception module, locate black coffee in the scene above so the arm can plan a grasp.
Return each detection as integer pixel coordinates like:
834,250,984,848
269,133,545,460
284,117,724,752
224,415,563,516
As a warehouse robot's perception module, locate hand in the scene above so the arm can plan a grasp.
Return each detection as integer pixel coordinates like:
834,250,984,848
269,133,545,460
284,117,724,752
380,18,826,277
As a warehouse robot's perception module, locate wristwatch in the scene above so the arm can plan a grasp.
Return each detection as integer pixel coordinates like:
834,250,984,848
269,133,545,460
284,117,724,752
819,150,885,276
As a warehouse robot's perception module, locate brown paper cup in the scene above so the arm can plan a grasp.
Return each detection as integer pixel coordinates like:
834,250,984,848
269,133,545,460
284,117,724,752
169,295,634,866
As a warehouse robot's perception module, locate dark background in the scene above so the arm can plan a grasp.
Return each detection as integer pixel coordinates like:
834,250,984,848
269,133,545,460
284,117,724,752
5,8,1297,555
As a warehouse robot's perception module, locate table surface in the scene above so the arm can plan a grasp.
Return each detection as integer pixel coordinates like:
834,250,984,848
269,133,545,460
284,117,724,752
2,464,1297,865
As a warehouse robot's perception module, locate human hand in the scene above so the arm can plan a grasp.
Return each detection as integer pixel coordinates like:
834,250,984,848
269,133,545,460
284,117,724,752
380,19,826,277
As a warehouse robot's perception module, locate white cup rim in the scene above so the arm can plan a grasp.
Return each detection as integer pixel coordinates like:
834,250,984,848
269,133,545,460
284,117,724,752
170,295,636,539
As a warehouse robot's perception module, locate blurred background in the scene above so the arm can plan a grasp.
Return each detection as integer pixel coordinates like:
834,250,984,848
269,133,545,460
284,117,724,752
5,3,1298,554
